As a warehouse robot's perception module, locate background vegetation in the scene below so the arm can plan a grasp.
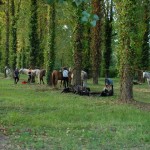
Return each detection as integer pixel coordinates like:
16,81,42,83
0,0,149,101
0,0,150,149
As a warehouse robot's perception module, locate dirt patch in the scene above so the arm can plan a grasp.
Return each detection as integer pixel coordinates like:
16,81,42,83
0,133,14,150
130,100,150,112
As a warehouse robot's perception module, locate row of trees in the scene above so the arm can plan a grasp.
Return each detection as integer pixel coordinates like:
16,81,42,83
0,0,149,102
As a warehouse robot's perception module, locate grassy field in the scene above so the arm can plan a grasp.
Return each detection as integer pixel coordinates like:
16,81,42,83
0,74,150,150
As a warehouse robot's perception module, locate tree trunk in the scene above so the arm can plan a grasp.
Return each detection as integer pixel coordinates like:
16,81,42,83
120,64,133,102
114,0,142,102
5,0,10,69
119,38,134,102
141,0,149,71
104,0,113,77
91,0,102,84
10,0,17,70
46,3,56,86
29,0,40,68
73,6,83,86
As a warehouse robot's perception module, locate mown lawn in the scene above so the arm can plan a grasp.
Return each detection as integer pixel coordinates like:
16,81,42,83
0,74,150,150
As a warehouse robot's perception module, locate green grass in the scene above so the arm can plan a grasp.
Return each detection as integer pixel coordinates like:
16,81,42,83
0,75,150,149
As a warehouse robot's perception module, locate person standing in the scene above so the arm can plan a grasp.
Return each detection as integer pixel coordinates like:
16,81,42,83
62,67,69,88
28,68,32,83
14,68,19,84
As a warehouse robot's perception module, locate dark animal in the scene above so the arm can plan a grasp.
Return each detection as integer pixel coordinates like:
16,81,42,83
73,85,90,96
61,85,90,96
39,69,46,84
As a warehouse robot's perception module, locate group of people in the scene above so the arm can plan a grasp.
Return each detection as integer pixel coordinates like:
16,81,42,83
61,66,114,96
13,67,32,84
13,66,114,96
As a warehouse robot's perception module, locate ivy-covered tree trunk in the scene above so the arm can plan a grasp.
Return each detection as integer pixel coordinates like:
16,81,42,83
4,0,10,73
91,0,102,84
0,0,4,5
82,3,91,75
29,0,40,68
73,5,83,86
46,3,56,86
114,0,139,102
104,0,113,77
10,0,17,70
82,25,91,76
141,0,150,71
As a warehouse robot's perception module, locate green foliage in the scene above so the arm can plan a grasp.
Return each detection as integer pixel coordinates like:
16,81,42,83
103,0,113,77
46,3,56,85
28,0,40,68
44,0,91,6
113,0,148,101
81,11,99,27
44,0,99,27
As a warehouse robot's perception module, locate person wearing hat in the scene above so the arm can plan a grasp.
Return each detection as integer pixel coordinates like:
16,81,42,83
100,78,114,96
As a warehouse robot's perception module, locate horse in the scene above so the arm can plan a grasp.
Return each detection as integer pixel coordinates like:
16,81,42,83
19,68,29,75
19,68,40,83
71,69,88,87
81,70,88,87
39,69,46,84
143,71,150,87
51,70,72,87
5,66,12,78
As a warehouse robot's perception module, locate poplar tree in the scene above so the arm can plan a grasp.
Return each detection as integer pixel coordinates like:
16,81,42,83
29,0,40,68
73,4,83,85
9,0,21,70
46,3,56,85
141,0,150,71
114,0,145,102
5,0,10,70
91,0,102,84
103,0,113,77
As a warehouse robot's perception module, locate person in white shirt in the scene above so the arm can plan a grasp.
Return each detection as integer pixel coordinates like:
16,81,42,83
62,67,69,88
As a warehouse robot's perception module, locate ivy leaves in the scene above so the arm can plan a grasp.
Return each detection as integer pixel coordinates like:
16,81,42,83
44,0,99,26
81,11,99,26
44,0,91,5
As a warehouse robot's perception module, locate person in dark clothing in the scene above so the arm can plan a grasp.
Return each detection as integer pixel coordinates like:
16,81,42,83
28,68,32,83
14,68,19,84
100,78,114,96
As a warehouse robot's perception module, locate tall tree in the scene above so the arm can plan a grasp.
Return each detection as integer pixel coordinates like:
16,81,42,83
72,4,83,85
28,0,40,68
46,3,56,85
4,0,10,71
0,0,3,5
91,0,102,84
114,0,144,102
103,0,113,77
9,0,21,70
141,0,150,71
